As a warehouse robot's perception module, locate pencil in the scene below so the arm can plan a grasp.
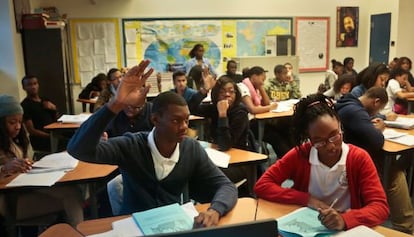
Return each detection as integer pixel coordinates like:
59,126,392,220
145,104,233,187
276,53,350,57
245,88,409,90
329,198,338,209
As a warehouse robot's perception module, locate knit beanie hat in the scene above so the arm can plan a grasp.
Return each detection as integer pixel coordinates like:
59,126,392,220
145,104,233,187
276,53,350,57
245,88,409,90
0,95,23,118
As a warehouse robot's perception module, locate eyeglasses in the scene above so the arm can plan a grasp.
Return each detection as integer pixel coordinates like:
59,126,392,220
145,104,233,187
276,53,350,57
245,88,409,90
219,89,236,96
312,131,342,149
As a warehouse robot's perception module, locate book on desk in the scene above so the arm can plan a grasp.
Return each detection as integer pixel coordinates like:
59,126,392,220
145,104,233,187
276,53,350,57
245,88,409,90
384,117,414,130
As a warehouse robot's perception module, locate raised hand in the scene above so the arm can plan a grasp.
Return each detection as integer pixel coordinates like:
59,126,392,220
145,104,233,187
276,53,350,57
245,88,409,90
202,66,215,91
110,60,153,113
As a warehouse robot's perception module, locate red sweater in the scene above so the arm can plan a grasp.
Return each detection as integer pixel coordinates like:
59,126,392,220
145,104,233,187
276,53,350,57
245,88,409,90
255,143,389,229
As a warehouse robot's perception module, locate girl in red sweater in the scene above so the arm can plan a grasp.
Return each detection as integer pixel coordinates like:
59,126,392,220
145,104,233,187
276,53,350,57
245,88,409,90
255,94,389,230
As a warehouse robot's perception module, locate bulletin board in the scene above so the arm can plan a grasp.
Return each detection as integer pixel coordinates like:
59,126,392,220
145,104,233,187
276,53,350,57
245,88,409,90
69,18,122,86
295,17,329,72
122,18,293,73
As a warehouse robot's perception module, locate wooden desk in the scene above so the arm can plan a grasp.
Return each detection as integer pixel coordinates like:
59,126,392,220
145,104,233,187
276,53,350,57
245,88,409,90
0,160,118,233
76,197,257,236
254,110,293,153
382,118,414,188
209,144,268,196
77,98,97,113
44,122,81,153
255,198,412,237
39,223,83,237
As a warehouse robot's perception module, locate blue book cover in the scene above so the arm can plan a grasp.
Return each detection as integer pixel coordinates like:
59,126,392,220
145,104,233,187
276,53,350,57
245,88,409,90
132,203,193,235
278,207,336,237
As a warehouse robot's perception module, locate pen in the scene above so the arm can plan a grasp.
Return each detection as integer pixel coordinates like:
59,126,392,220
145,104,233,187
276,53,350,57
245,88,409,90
329,198,338,209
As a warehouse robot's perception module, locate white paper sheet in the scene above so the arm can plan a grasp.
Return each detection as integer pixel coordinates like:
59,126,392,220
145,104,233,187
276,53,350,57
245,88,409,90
204,148,230,168
78,40,93,57
271,99,299,113
77,24,93,40
386,134,414,146
94,39,106,55
80,71,94,88
79,57,94,72
334,225,384,237
94,55,106,71
110,202,197,237
7,171,66,187
384,117,414,130
383,128,407,139
126,44,137,59
105,46,118,63
30,152,78,174
58,114,92,124
93,23,105,39
125,28,137,43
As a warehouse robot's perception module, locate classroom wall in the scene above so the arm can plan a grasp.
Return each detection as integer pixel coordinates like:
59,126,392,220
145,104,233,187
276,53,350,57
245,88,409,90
8,0,410,113
0,0,26,99
396,0,414,61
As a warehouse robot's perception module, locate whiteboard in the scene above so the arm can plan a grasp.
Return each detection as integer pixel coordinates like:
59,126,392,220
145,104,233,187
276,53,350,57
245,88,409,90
295,17,329,72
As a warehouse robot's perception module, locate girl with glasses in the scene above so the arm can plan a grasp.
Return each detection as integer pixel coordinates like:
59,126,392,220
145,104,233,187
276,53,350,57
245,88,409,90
255,93,389,231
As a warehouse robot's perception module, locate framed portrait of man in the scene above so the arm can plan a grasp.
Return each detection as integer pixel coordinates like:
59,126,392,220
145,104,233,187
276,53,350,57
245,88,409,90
336,7,359,47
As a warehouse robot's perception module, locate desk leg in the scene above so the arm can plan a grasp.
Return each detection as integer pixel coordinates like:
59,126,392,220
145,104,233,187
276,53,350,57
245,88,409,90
50,130,59,153
247,165,257,198
196,121,204,141
5,192,17,237
81,103,87,113
88,183,99,219
257,120,264,154
382,154,393,188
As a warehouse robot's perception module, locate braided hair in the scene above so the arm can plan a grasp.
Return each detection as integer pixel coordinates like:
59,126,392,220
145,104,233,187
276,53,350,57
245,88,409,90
292,94,339,152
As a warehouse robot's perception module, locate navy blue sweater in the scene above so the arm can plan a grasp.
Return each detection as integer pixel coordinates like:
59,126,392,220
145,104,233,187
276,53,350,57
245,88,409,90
67,105,237,215
335,93,384,160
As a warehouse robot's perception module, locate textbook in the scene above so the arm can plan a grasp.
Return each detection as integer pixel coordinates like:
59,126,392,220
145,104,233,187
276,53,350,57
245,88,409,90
277,207,336,237
132,203,194,235
384,117,414,130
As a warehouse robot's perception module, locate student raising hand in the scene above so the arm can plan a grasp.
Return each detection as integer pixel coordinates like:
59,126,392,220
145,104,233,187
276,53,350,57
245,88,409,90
110,60,154,113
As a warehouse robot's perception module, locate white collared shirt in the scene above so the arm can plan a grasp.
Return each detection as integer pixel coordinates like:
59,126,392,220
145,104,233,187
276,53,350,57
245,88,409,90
148,128,180,180
308,142,351,212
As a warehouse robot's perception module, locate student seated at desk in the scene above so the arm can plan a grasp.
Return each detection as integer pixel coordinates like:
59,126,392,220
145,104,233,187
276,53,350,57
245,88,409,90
95,68,122,111
78,73,108,112
170,70,213,113
335,87,414,234
237,66,291,157
264,64,302,101
21,75,59,153
255,94,389,231
67,60,237,227
351,63,397,121
382,68,414,115
0,95,84,232
105,99,153,216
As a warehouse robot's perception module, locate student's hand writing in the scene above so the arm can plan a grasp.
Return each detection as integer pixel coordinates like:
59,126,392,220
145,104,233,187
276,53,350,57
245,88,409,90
193,209,220,228
269,102,278,111
111,60,153,113
2,158,32,175
386,112,397,121
308,196,329,210
371,118,385,131
217,100,229,118
318,207,345,230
